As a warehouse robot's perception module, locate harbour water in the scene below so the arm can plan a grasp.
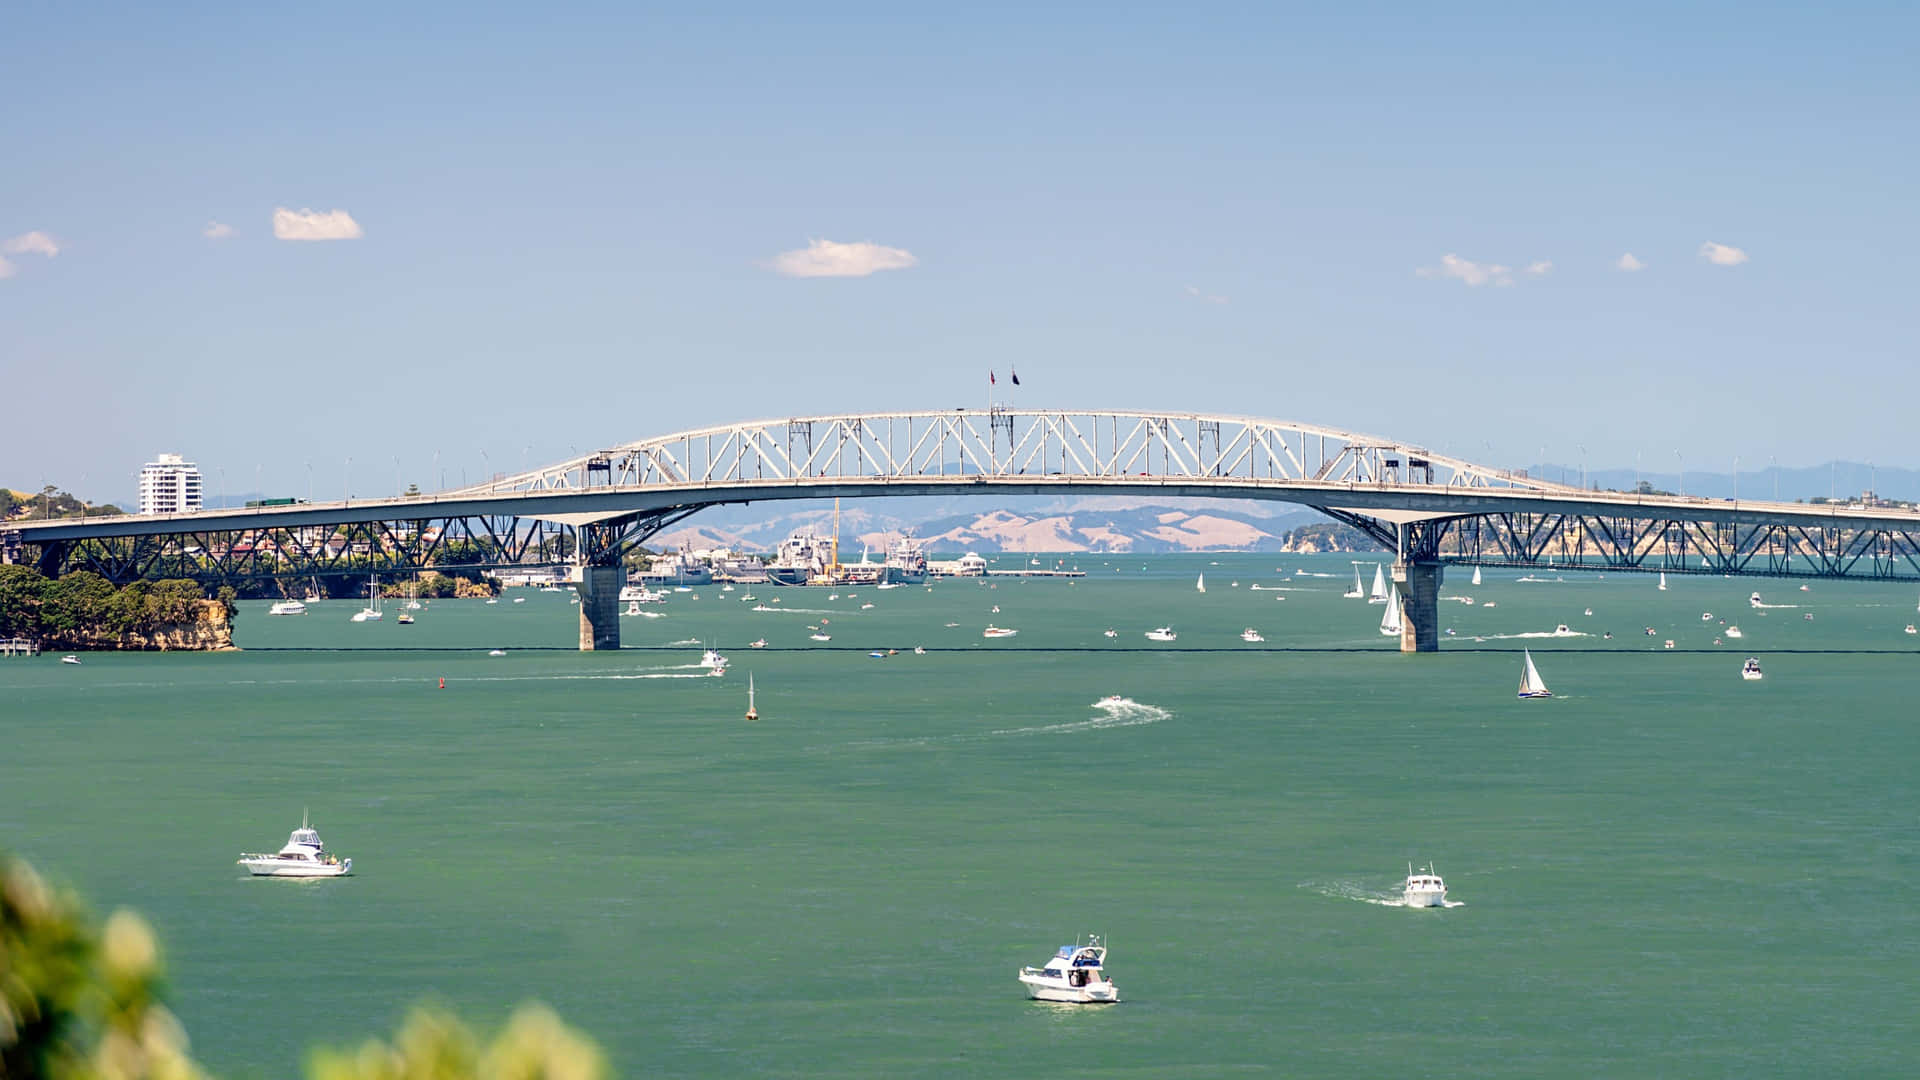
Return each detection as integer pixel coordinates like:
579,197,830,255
4,553,1917,1076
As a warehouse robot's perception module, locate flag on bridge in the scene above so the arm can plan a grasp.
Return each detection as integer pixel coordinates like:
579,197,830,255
1011,370,1021,386
989,371,996,385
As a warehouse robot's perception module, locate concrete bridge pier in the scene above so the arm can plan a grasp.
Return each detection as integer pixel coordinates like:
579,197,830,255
1392,559,1443,653
576,565,622,651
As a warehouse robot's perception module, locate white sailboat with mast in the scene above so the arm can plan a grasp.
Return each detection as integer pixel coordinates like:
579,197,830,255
745,673,758,720
1196,573,1206,593
1344,564,1365,599
350,576,383,622
1378,586,1403,637
1658,571,1668,591
1517,649,1552,698
1471,566,1482,586
1368,564,1390,604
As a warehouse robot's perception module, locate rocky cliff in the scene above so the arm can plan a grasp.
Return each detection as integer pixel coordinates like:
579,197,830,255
64,600,235,652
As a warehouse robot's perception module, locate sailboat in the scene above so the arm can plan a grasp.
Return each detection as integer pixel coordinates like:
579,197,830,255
1658,571,1668,591
1517,649,1552,698
1196,573,1206,594
350,576,383,622
1369,565,1390,604
1471,566,1482,586
1343,564,1365,599
1378,586,1403,637
745,673,758,721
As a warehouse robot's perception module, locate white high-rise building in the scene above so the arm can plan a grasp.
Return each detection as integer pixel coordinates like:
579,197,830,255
138,453,203,515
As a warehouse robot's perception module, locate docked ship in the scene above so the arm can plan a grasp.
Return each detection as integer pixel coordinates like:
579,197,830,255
767,528,831,586
883,535,928,584
636,545,713,587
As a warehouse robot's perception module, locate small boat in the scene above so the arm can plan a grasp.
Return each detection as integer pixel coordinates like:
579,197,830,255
1097,694,1128,707
1379,587,1403,637
487,649,508,657
1102,628,1117,639
60,654,81,665
860,602,875,610
1018,936,1119,1004
1750,592,1764,608
1240,627,1264,643
1741,657,1764,681
1803,613,1814,621
1554,624,1573,635
485,598,498,605
1658,572,1668,591
1482,601,1497,609
741,592,757,602
721,584,735,592
1369,565,1390,604
1403,864,1447,907
405,600,423,611
990,605,1000,613
396,613,415,625
749,638,767,649
809,633,832,642
1145,627,1178,643
983,626,1019,639
351,577,383,622
913,646,926,655
513,596,527,604
1517,649,1552,698
745,673,758,720
868,650,887,659
1725,626,1743,639
700,649,728,671
268,599,307,616
237,813,351,878
1799,584,1810,592
1583,608,1593,617
1906,624,1918,636
624,601,642,616
1663,639,1676,650
1196,573,1206,594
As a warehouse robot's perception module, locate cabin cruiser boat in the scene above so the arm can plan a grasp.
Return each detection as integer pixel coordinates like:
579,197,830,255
1144,627,1178,642
1554,624,1573,635
1096,695,1127,707
809,632,832,642
1750,592,1765,608
1403,864,1447,907
982,626,1019,639
1240,628,1265,643
268,599,307,616
700,649,728,672
749,638,767,649
60,655,81,665
1725,626,1743,639
237,814,352,878
1906,624,1917,636
619,584,667,604
1018,936,1119,1004
1741,657,1764,681
487,649,508,657
1102,628,1117,638
624,601,642,616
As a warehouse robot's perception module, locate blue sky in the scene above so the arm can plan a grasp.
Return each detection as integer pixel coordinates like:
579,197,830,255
4,2,1915,504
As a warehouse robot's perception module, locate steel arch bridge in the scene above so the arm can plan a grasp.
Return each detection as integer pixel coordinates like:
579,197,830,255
9,409,1920,650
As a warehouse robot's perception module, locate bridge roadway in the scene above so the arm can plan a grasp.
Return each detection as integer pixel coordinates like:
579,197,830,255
9,409,1919,652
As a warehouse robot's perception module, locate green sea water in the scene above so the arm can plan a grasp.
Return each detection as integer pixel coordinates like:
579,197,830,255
4,553,1917,1077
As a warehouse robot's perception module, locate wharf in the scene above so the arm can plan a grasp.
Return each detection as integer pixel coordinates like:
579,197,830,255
1,637,41,657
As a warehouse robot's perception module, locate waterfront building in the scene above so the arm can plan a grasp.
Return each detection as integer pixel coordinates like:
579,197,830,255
137,453,203,515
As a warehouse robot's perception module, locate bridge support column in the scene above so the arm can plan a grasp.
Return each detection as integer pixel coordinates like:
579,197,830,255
576,565,622,651
1393,560,1443,653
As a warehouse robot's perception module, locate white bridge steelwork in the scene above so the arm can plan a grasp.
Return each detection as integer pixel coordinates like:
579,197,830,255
9,409,1920,651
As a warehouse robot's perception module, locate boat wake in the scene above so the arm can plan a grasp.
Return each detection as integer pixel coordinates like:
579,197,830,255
1299,880,1466,908
988,698,1169,738
1481,629,1590,640
747,606,847,616
1750,602,1799,609
1248,584,1307,592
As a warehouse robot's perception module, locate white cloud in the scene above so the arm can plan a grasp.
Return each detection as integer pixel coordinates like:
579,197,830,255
204,221,234,239
3,230,60,257
1416,253,1514,287
1524,260,1552,277
273,207,364,241
766,238,917,278
1184,285,1228,304
1615,253,1645,272
0,256,14,279
1699,241,1748,266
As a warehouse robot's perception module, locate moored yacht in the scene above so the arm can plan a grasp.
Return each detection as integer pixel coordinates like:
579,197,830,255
982,625,1019,639
268,599,307,616
1403,864,1447,907
1144,627,1177,642
237,814,352,878
351,578,383,622
1741,657,1764,680
1018,936,1119,1004
1240,627,1264,643
700,648,728,672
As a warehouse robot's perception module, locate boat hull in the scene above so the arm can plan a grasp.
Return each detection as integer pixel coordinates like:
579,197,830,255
239,857,352,878
1018,976,1119,1004
1404,886,1446,907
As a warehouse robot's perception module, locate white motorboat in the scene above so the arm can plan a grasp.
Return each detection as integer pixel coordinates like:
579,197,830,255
1368,565,1390,604
237,813,352,878
1403,864,1447,907
1102,628,1117,639
619,585,667,604
1018,936,1119,1004
1144,627,1177,642
60,655,81,665
1741,657,1764,680
624,601,642,616
487,649,508,657
1906,624,1917,636
1343,564,1366,599
1584,608,1593,617
749,638,767,649
268,599,307,616
1554,624,1573,635
1378,587,1403,637
1240,627,1265,643
1700,612,1714,621
1750,592,1765,608
396,613,415,625
513,596,527,604
1725,626,1743,639
809,632,832,642
485,598,498,605
700,649,728,672
1517,649,1552,698
983,625,1019,639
